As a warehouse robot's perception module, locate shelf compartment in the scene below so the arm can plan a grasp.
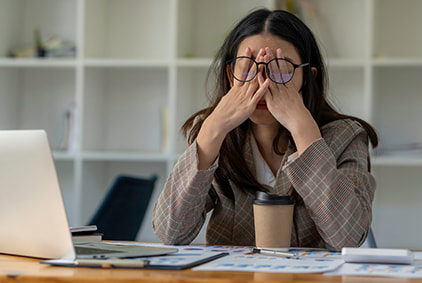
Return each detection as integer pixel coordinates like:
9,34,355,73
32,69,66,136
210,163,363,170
372,66,422,151
372,166,422,249
83,67,168,153
84,0,171,59
0,67,76,149
0,0,77,58
373,0,422,59
326,65,367,120
55,160,76,225
79,160,167,233
174,66,211,154
296,0,368,60
177,0,268,59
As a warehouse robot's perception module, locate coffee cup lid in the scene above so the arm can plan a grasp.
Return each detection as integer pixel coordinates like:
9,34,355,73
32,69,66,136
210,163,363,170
253,191,294,205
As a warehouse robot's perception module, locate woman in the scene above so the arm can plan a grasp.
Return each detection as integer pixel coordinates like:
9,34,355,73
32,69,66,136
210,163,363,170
152,9,378,251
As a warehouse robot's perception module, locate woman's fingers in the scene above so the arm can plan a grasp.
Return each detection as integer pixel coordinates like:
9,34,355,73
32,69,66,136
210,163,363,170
250,73,270,104
233,47,252,87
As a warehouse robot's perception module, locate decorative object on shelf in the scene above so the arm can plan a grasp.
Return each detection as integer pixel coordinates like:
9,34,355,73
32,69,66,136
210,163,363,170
8,29,76,58
42,35,77,58
58,103,76,152
34,29,46,57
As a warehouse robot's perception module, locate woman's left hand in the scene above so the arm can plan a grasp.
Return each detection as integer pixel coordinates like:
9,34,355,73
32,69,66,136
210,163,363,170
263,47,322,155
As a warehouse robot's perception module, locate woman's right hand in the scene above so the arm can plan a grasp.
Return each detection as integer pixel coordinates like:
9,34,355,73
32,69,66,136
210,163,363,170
196,47,270,170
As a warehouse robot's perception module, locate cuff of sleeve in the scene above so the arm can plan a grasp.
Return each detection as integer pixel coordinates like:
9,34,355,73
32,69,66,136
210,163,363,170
191,140,219,172
282,138,334,189
284,138,324,167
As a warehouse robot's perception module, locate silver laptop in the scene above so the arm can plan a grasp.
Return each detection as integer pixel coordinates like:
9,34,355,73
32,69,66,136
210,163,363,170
0,130,177,260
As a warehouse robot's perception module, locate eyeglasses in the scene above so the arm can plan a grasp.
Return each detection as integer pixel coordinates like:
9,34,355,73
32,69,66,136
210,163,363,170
227,56,309,84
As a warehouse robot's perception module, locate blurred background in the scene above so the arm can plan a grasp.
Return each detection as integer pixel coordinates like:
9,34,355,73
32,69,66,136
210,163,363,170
1,0,422,248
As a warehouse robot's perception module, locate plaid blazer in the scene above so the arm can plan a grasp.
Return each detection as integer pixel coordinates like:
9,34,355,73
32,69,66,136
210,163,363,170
152,119,376,251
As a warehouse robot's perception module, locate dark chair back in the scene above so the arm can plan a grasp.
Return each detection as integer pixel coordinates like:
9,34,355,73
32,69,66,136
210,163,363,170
88,174,157,241
366,228,377,248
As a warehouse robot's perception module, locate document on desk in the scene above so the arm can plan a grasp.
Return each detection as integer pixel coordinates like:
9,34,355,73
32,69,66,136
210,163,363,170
194,248,344,273
324,251,422,278
43,243,230,270
109,243,343,273
121,243,249,269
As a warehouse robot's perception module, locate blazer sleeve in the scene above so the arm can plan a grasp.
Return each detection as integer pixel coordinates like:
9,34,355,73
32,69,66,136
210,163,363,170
152,140,218,245
282,119,376,251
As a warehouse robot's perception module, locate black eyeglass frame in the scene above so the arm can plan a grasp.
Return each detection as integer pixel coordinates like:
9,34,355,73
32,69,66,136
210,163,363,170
226,56,310,84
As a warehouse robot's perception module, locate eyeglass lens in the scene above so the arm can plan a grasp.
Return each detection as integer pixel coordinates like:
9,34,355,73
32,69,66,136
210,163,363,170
230,57,295,84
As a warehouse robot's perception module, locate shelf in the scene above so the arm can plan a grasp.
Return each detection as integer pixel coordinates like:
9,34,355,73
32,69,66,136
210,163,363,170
372,156,422,166
0,58,77,68
372,58,422,67
1,0,421,246
326,58,366,68
83,59,169,68
52,151,77,161
81,151,169,162
176,58,213,68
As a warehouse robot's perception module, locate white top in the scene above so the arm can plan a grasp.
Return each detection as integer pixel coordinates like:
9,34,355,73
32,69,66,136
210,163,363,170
250,134,279,188
250,133,304,188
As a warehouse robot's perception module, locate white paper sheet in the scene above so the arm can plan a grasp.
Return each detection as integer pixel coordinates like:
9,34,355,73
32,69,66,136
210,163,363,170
325,263,422,278
325,251,422,278
193,249,343,273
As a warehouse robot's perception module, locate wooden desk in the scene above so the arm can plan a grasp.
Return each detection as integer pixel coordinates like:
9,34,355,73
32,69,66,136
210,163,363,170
0,253,419,283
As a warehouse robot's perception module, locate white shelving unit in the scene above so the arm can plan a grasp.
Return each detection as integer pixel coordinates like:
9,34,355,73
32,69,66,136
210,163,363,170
1,0,421,247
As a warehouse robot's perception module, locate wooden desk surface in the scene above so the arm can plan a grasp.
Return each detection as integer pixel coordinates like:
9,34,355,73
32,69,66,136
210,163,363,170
0,253,419,283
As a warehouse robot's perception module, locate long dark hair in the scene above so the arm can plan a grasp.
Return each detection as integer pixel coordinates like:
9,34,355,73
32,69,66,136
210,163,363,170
181,9,378,200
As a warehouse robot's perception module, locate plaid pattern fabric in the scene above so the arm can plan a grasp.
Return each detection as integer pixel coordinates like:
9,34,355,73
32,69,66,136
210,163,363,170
152,119,375,251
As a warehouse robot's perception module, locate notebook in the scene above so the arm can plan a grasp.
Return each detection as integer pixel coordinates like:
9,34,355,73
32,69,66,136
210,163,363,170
0,130,177,260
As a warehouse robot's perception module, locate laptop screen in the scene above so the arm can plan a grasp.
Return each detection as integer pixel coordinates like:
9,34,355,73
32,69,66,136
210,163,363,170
0,130,75,259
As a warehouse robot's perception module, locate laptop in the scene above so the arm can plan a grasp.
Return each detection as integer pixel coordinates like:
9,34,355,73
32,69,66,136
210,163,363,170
0,130,177,260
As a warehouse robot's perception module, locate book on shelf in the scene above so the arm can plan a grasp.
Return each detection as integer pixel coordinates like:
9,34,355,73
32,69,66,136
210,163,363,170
161,106,169,154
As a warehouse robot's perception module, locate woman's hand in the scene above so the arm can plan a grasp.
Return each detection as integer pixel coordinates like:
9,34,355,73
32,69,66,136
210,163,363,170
196,47,270,170
209,47,270,135
263,47,321,155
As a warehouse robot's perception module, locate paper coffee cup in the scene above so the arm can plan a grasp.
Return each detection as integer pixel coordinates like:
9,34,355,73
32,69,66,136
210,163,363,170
253,191,294,250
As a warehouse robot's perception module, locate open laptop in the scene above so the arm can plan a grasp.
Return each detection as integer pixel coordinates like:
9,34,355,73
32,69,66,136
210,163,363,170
0,130,177,260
